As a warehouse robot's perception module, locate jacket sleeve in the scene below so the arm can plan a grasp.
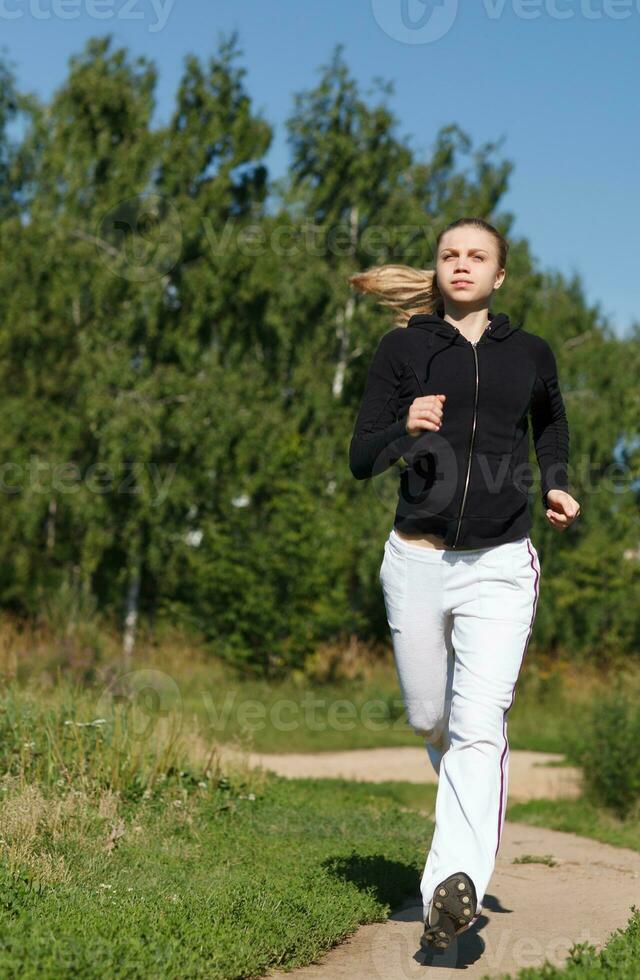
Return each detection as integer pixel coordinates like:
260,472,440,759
529,339,570,508
348,330,415,480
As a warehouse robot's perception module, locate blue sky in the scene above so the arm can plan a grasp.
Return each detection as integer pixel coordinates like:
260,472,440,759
1,0,637,336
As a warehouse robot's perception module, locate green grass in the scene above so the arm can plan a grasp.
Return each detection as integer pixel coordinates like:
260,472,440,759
488,915,640,980
1,662,639,978
3,760,638,980
27,634,612,757
0,682,435,978
0,772,433,978
4,771,636,980
506,798,640,853
179,657,596,755
331,781,640,856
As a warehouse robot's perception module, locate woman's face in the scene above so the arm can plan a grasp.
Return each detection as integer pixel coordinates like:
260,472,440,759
436,227,505,308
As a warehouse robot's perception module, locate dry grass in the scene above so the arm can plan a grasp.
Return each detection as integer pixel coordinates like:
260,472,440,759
0,645,267,894
296,633,391,685
0,781,123,887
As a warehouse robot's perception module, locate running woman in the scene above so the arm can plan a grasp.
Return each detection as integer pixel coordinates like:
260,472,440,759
348,217,581,951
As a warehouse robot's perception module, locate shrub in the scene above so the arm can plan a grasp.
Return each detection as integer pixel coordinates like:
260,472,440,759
569,679,640,819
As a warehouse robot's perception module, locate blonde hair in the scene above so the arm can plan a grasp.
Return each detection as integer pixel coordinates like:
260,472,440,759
348,218,508,327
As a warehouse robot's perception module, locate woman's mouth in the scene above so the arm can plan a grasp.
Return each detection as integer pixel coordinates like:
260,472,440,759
452,281,473,288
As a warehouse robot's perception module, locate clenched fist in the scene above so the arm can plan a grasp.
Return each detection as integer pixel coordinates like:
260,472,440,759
545,489,581,531
405,394,446,437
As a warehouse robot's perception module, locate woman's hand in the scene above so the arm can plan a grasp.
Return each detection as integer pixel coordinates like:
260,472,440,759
405,394,446,437
545,489,581,531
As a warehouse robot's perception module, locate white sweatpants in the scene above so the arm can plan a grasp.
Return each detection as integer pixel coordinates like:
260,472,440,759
379,527,541,925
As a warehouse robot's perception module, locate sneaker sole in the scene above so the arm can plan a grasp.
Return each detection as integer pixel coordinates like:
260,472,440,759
421,872,478,951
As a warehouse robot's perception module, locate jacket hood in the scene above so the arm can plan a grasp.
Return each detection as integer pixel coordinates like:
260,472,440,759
407,310,519,344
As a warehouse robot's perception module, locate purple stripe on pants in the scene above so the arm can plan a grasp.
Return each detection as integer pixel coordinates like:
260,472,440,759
495,537,541,857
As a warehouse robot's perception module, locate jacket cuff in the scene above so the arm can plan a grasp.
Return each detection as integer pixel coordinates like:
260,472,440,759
542,483,570,509
349,414,413,480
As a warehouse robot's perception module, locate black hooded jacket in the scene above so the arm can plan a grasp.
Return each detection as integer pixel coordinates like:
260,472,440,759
348,310,570,550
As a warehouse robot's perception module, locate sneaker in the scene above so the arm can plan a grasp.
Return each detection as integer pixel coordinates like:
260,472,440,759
420,871,478,951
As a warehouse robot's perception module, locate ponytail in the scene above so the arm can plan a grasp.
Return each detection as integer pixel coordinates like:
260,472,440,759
348,264,442,327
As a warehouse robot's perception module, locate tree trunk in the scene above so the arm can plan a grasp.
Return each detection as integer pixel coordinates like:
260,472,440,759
122,533,142,669
332,204,359,399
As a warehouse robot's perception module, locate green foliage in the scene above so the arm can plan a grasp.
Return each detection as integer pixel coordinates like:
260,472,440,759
0,35,636,676
567,680,640,820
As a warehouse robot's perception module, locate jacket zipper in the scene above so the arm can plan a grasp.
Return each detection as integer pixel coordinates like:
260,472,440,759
452,337,481,549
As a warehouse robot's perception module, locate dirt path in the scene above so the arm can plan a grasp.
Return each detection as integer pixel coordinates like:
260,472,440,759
265,821,640,979
215,745,639,978
216,745,582,801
